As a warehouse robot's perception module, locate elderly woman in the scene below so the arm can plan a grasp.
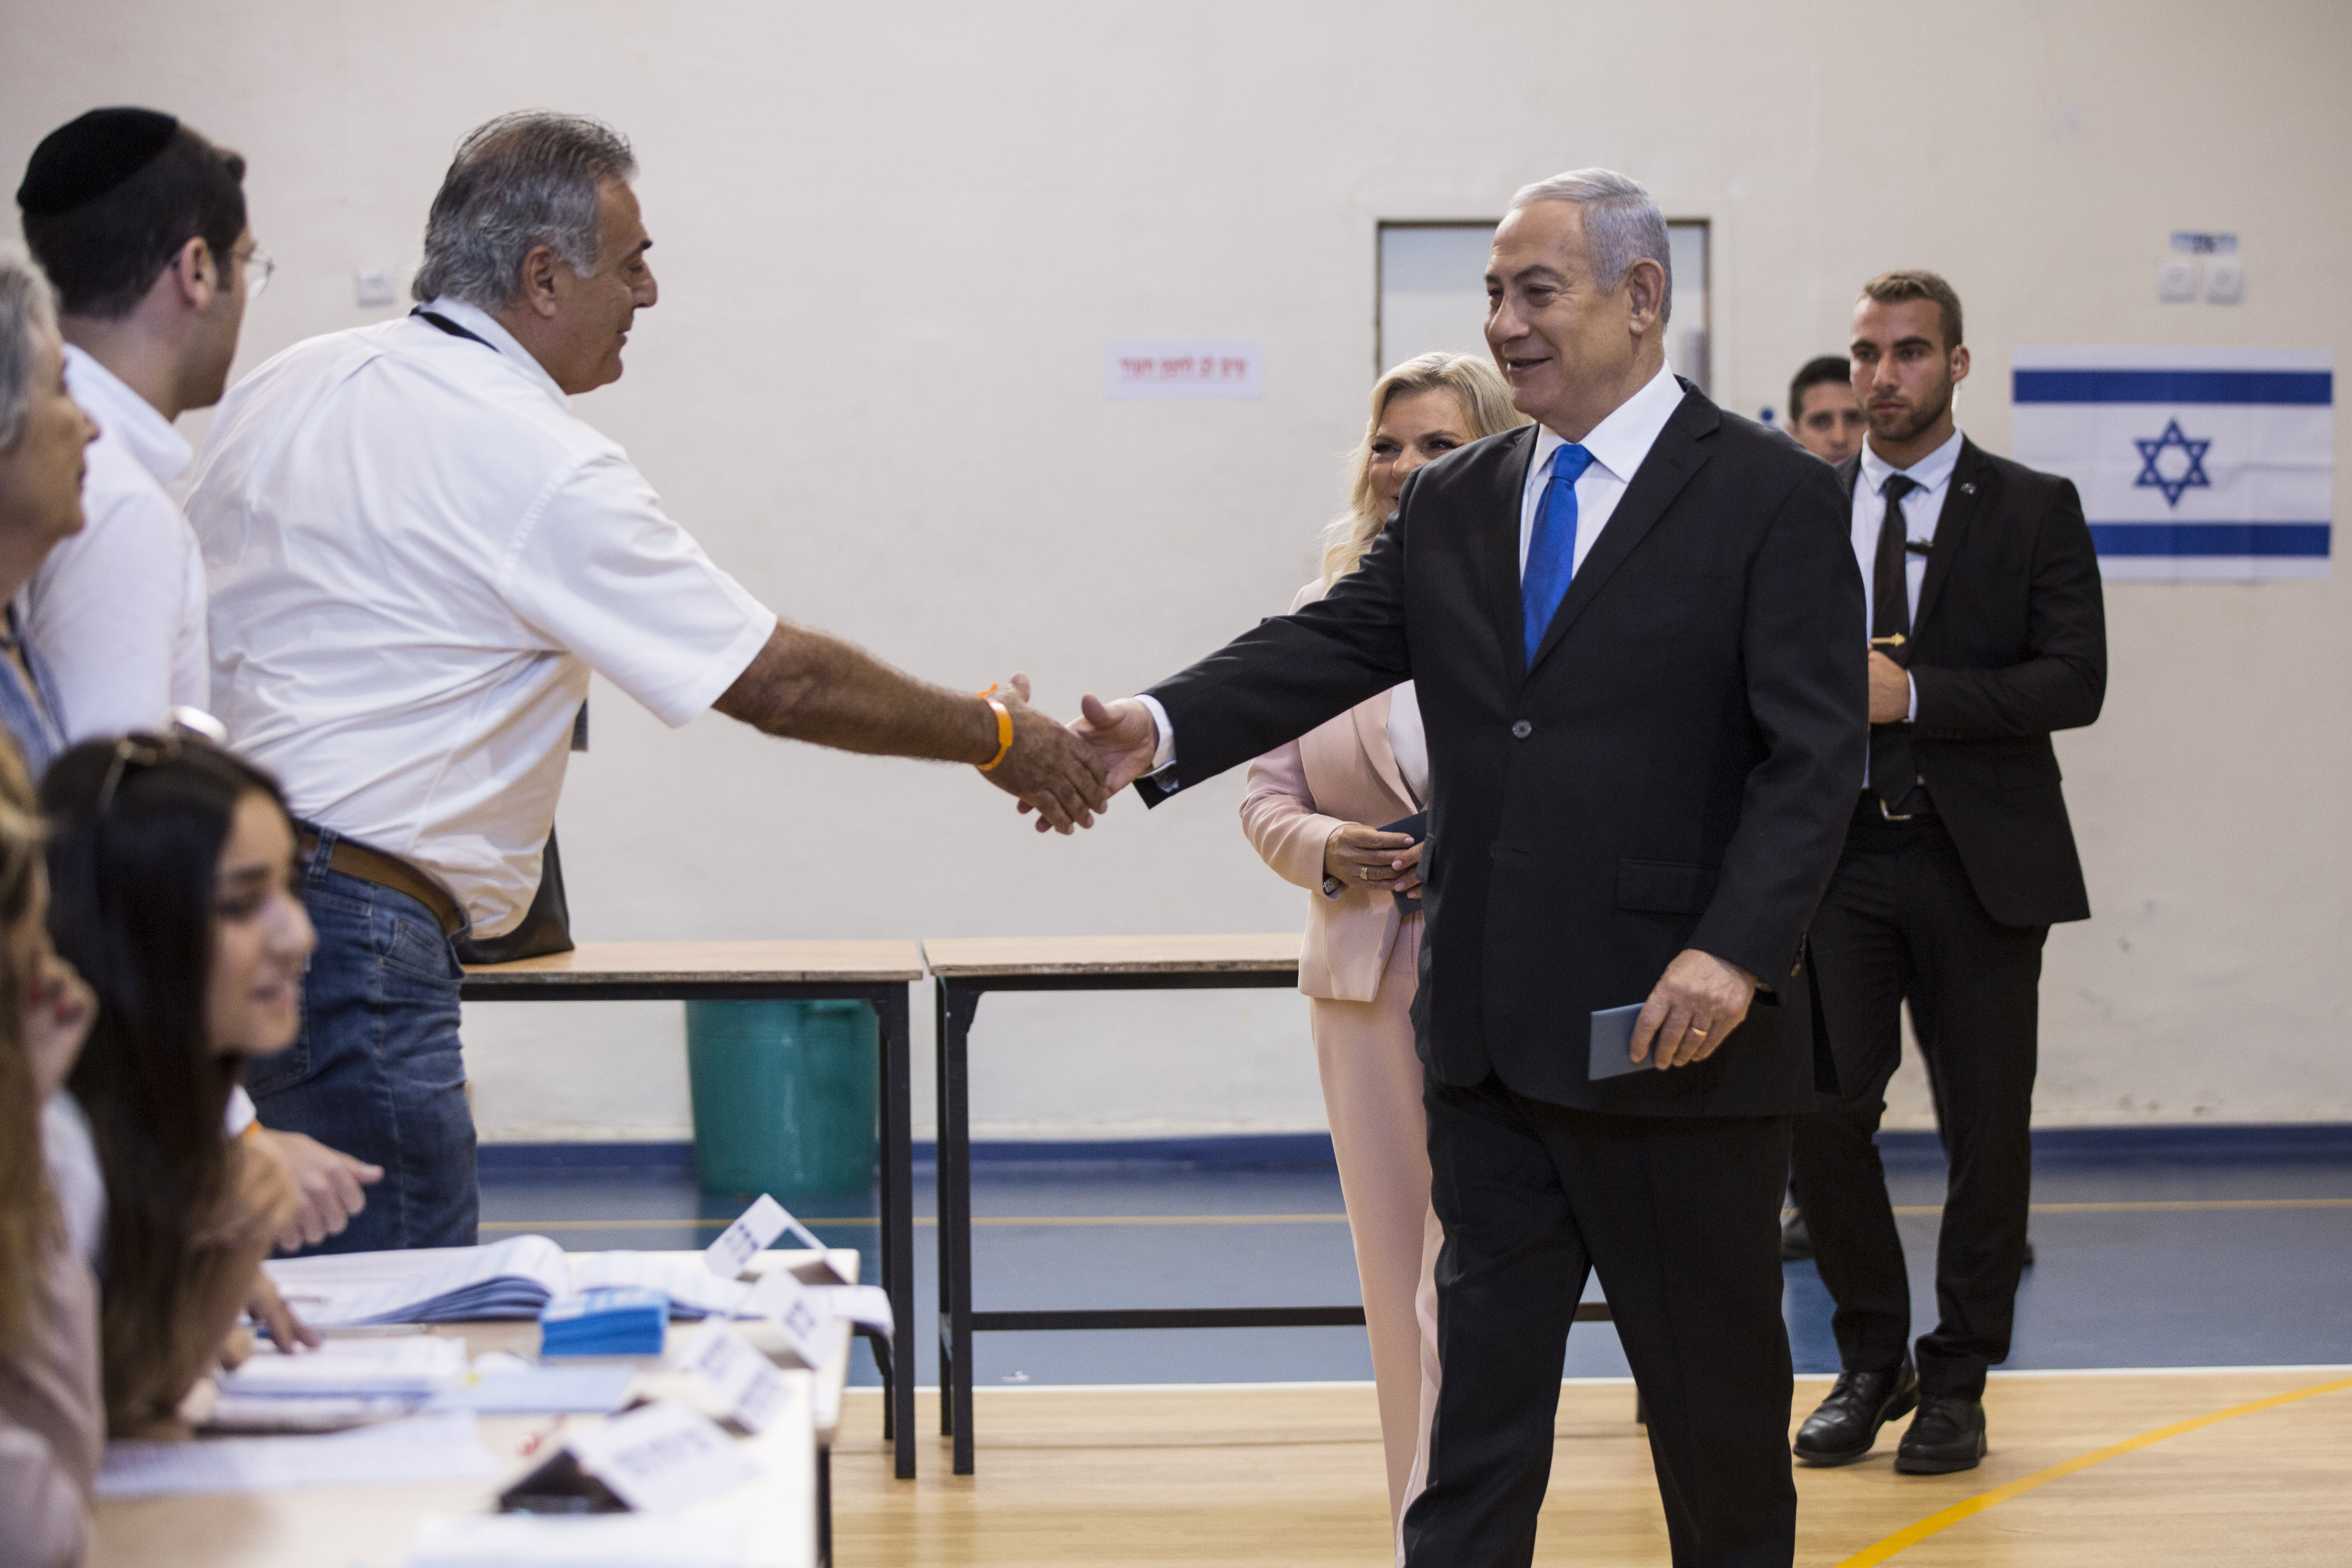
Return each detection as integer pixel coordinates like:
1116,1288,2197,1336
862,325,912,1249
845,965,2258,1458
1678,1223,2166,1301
0,256,98,778
1240,352,1527,1558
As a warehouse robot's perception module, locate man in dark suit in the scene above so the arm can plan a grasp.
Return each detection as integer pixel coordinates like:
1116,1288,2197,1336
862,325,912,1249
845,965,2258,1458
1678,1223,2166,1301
1787,270,2104,1477
1067,170,1864,1568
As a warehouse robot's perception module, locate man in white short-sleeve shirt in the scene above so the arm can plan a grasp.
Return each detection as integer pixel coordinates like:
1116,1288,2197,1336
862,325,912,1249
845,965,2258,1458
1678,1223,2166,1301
187,111,1111,1252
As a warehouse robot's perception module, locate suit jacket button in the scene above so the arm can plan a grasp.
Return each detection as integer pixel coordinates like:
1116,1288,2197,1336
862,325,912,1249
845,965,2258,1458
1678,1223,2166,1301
1510,720,1533,739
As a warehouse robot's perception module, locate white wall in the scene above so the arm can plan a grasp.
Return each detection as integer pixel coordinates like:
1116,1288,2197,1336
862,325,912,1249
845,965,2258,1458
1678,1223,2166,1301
6,0,2348,1139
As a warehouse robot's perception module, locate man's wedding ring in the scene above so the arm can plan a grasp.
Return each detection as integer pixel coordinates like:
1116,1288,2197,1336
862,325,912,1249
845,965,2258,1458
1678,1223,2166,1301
1358,866,1372,881
1690,1026,1709,1038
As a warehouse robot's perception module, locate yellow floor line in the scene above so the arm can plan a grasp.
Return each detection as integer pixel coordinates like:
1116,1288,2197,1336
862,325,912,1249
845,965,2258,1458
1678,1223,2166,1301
1833,1374,2352,1566
476,1197,2350,1233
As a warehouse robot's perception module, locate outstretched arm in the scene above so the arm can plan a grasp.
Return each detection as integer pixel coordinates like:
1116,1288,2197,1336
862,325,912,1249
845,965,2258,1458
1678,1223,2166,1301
714,623,1111,832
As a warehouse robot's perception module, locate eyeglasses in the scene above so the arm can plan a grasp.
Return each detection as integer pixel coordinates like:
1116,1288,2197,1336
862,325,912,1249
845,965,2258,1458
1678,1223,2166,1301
242,246,275,301
94,733,182,816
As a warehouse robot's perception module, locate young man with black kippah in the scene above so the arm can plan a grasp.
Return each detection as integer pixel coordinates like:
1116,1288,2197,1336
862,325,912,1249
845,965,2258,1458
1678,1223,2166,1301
16,106,387,1256
16,107,255,742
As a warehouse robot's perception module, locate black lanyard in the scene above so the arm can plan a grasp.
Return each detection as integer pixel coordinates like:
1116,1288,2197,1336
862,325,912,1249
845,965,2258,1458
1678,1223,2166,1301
410,306,496,350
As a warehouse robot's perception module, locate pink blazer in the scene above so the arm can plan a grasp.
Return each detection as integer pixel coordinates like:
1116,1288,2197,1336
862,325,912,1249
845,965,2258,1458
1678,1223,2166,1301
1242,580,1420,1003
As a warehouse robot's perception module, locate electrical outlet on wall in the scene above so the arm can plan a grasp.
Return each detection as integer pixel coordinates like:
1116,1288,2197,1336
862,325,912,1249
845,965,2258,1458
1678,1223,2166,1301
2204,255,2245,304
355,268,395,308
2157,256,2198,303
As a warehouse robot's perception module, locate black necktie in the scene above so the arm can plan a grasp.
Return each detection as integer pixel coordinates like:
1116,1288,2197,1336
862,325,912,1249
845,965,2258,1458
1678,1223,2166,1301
1868,474,1921,813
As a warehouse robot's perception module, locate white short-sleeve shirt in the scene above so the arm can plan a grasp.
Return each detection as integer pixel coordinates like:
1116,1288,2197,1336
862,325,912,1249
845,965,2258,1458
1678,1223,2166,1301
18,346,210,741
187,299,777,936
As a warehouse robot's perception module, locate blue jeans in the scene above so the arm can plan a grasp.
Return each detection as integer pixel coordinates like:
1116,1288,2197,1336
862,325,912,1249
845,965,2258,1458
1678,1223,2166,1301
246,834,479,1253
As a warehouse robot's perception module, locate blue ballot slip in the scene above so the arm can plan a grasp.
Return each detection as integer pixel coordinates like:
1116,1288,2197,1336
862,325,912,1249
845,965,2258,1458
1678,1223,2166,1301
540,1287,670,1358
1589,1003,1649,1081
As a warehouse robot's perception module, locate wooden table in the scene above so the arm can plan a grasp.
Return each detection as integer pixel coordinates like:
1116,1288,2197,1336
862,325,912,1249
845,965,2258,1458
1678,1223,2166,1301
91,1246,858,1568
461,941,922,1479
922,933,1363,1475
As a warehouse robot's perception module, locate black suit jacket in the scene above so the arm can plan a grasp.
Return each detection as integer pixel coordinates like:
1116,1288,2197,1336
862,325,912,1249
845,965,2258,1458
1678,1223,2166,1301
1141,381,1866,1116
1841,438,2104,925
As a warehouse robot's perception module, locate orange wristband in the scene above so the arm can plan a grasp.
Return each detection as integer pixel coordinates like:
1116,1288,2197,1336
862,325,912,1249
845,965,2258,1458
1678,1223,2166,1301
975,687,1014,772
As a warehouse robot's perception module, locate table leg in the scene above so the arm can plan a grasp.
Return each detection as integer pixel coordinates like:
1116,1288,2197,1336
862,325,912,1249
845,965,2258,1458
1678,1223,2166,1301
937,982,981,1474
873,984,916,1480
816,1443,832,1568
932,981,953,1442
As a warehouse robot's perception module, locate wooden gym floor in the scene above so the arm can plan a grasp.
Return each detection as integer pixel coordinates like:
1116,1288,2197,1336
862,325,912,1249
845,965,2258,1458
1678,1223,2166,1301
829,1369,2352,1566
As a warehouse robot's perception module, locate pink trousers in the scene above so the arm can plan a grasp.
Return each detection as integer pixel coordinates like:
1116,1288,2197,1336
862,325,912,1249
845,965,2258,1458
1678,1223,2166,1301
1308,914,1441,1564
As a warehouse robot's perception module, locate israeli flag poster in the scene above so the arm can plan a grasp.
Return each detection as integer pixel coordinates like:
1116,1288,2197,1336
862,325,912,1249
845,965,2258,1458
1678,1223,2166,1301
2010,346,2332,582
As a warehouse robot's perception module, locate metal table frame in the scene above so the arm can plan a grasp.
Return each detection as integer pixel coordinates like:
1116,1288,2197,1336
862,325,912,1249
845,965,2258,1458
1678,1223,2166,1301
462,951,920,1480
933,961,1375,1476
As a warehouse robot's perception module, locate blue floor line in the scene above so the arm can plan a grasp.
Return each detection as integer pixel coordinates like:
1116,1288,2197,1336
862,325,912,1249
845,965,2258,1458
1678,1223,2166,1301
477,1121,2352,1174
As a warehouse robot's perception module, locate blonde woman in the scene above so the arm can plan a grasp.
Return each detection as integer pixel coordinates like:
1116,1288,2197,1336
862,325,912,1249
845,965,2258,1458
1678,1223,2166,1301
1240,353,1527,1558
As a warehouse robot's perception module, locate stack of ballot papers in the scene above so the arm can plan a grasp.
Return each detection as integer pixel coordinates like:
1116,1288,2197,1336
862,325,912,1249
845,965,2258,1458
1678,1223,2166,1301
264,1235,760,1327
99,1411,499,1497
202,1336,470,1432
219,1334,470,1397
407,1515,744,1568
542,1287,672,1357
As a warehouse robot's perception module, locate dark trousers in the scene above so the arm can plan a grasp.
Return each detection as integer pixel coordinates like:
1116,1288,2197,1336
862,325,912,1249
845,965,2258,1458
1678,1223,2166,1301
246,852,480,1253
1404,1074,1795,1568
1789,809,2046,1399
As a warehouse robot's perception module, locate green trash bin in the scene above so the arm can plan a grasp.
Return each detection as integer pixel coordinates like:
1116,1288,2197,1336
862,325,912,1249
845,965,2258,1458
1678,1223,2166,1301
684,999,878,1199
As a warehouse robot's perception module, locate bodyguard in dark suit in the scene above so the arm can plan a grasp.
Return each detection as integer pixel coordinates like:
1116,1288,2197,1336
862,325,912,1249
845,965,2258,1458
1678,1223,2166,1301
1788,271,2104,1477
1069,171,1864,1568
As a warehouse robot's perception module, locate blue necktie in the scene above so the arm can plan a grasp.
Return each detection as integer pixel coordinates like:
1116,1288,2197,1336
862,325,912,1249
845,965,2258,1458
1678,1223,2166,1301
1523,442,1596,662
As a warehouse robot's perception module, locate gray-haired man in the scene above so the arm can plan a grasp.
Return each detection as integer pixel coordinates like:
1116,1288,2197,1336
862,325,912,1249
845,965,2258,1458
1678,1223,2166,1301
187,112,1111,1252
1072,169,1861,1565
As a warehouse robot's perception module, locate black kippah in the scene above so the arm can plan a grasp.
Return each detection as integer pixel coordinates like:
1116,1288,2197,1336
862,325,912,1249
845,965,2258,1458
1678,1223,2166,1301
15,107,181,217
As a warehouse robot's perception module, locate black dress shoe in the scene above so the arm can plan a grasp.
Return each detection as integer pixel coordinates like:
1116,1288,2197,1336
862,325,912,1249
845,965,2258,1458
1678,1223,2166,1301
1793,1359,1918,1466
1781,1207,1815,1261
1895,1394,1988,1474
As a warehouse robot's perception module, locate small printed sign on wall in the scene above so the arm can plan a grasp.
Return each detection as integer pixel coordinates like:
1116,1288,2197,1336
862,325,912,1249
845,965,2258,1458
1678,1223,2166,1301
1105,340,1263,399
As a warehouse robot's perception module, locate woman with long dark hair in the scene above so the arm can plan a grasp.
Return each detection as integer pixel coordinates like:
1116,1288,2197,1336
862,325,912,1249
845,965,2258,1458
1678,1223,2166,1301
44,735,307,1434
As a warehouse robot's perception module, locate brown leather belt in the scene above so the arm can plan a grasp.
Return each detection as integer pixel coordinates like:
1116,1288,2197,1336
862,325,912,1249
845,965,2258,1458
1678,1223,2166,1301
298,831,466,938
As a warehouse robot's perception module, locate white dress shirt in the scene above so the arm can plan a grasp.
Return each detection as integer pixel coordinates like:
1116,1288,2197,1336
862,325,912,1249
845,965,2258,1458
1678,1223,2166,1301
18,346,208,740
1853,428,1964,726
1517,359,1688,577
187,298,777,937
1139,360,1689,772
1385,682,1427,807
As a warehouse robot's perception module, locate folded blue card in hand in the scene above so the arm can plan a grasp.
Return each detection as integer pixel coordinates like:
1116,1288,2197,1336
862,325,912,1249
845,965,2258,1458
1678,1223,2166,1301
1589,1003,1649,1081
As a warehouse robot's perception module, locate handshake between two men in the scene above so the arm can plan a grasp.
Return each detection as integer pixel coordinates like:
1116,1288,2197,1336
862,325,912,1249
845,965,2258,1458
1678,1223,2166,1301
979,684,1760,1077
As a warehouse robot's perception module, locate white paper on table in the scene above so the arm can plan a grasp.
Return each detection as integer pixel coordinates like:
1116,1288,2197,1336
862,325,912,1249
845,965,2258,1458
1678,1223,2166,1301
743,1271,836,1367
702,1195,790,1277
567,1400,758,1513
569,1252,752,1317
96,1411,498,1497
265,1239,760,1327
217,1334,468,1397
671,1322,788,1433
806,1285,893,1343
264,1237,574,1325
407,1513,743,1568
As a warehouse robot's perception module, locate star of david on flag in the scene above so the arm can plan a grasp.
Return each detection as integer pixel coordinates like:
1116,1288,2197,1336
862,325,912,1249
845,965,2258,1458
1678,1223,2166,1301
2012,346,2332,581
2133,419,2211,506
